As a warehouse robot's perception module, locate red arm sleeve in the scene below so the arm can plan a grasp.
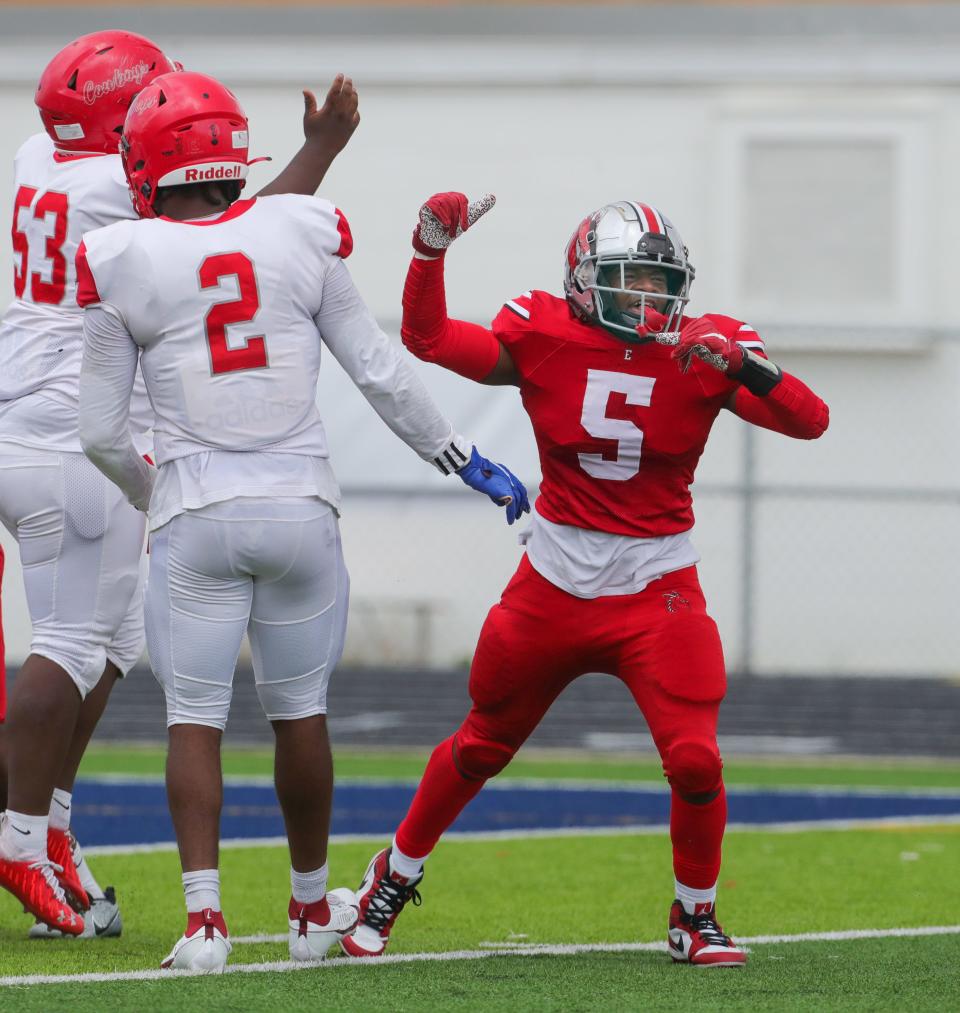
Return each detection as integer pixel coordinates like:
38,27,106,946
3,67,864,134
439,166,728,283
731,371,829,440
400,255,501,382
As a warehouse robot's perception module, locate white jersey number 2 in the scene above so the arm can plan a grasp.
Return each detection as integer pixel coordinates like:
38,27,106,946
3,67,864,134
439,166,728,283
577,370,655,481
200,252,268,375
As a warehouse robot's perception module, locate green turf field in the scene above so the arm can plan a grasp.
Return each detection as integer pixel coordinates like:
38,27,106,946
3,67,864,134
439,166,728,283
1,746,957,1011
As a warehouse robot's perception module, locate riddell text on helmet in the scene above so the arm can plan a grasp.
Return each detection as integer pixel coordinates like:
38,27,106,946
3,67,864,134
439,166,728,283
184,165,244,182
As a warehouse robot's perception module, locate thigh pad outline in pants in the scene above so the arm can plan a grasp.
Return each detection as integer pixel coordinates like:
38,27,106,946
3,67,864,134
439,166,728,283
458,571,583,778
106,558,147,677
0,451,144,696
246,504,348,722
145,514,251,730
622,573,727,795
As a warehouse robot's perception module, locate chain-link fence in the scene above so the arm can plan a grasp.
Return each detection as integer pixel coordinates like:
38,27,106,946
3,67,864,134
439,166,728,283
336,419,960,679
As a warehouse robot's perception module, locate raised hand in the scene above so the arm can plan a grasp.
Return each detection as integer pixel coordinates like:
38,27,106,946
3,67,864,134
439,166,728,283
457,446,530,525
655,317,743,375
302,74,360,157
412,192,496,256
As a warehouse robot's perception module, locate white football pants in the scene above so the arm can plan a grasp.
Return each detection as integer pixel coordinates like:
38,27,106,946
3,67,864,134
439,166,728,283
0,447,146,696
145,497,349,730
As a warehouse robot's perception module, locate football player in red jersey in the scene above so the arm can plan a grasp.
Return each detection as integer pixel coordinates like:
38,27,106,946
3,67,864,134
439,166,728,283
342,193,829,966
0,31,359,938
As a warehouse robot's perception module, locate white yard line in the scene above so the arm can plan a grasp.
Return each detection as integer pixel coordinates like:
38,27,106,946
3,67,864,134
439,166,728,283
83,813,960,858
232,932,288,944
2,925,958,987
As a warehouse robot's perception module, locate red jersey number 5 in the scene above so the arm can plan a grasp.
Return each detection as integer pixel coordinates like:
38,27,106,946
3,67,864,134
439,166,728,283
200,252,268,375
578,370,655,481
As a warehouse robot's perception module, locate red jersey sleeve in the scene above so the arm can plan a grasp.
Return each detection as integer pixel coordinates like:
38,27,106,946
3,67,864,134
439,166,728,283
700,313,765,353
491,291,566,382
334,207,352,259
681,313,766,398
75,241,102,308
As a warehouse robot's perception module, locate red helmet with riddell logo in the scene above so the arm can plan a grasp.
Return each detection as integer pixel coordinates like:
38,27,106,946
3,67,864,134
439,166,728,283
120,71,257,219
35,31,180,155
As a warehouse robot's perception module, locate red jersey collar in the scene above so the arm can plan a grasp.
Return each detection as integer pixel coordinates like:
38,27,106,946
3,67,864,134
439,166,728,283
53,150,108,163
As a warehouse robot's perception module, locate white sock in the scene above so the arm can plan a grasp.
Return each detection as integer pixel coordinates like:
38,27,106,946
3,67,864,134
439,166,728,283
182,869,221,913
49,789,72,832
0,810,49,862
72,839,106,901
675,879,717,914
390,838,427,880
290,862,328,905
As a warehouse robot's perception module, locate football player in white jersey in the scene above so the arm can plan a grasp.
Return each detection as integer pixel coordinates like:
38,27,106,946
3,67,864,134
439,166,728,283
77,70,528,971
0,31,360,938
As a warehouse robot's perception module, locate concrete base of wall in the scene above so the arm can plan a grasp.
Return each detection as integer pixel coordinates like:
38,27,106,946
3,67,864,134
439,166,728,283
8,666,954,758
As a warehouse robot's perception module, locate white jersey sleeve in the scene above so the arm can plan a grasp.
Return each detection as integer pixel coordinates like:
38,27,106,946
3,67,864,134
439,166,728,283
79,303,155,511
314,258,469,470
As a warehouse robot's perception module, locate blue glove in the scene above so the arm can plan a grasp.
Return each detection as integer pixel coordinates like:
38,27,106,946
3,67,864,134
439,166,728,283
457,446,530,525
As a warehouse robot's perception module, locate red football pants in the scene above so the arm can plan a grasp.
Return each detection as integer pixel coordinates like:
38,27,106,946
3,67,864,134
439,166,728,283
395,556,728,888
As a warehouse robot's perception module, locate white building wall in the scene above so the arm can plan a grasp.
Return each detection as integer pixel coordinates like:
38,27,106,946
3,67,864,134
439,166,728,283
0,17,957,674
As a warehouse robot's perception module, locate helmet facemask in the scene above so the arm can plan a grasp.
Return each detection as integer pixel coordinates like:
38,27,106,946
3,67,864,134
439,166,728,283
591,253,692,342
564,200,695,344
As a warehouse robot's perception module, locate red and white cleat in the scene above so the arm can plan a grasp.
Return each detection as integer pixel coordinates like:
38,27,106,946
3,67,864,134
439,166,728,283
47,829,90,911
668,900,746,967
340,848,422,958
161,908,231,973
0,854,84,936
288,887,360,961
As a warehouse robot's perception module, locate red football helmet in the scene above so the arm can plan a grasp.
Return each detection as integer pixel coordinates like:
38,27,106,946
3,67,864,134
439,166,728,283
35,31,180,155
563,200,695,341
120,72,256,219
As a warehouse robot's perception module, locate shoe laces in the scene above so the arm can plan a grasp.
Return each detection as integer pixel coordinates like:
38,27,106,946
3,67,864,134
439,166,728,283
690,909,731,948
364,874,421,933
28,859,68,905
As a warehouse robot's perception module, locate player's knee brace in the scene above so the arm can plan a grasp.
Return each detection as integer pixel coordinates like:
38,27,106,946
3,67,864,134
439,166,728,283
452,731,516,781
664,738,723,801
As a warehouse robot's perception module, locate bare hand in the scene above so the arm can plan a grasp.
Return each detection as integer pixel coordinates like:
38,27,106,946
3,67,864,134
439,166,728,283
303,74,360,155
